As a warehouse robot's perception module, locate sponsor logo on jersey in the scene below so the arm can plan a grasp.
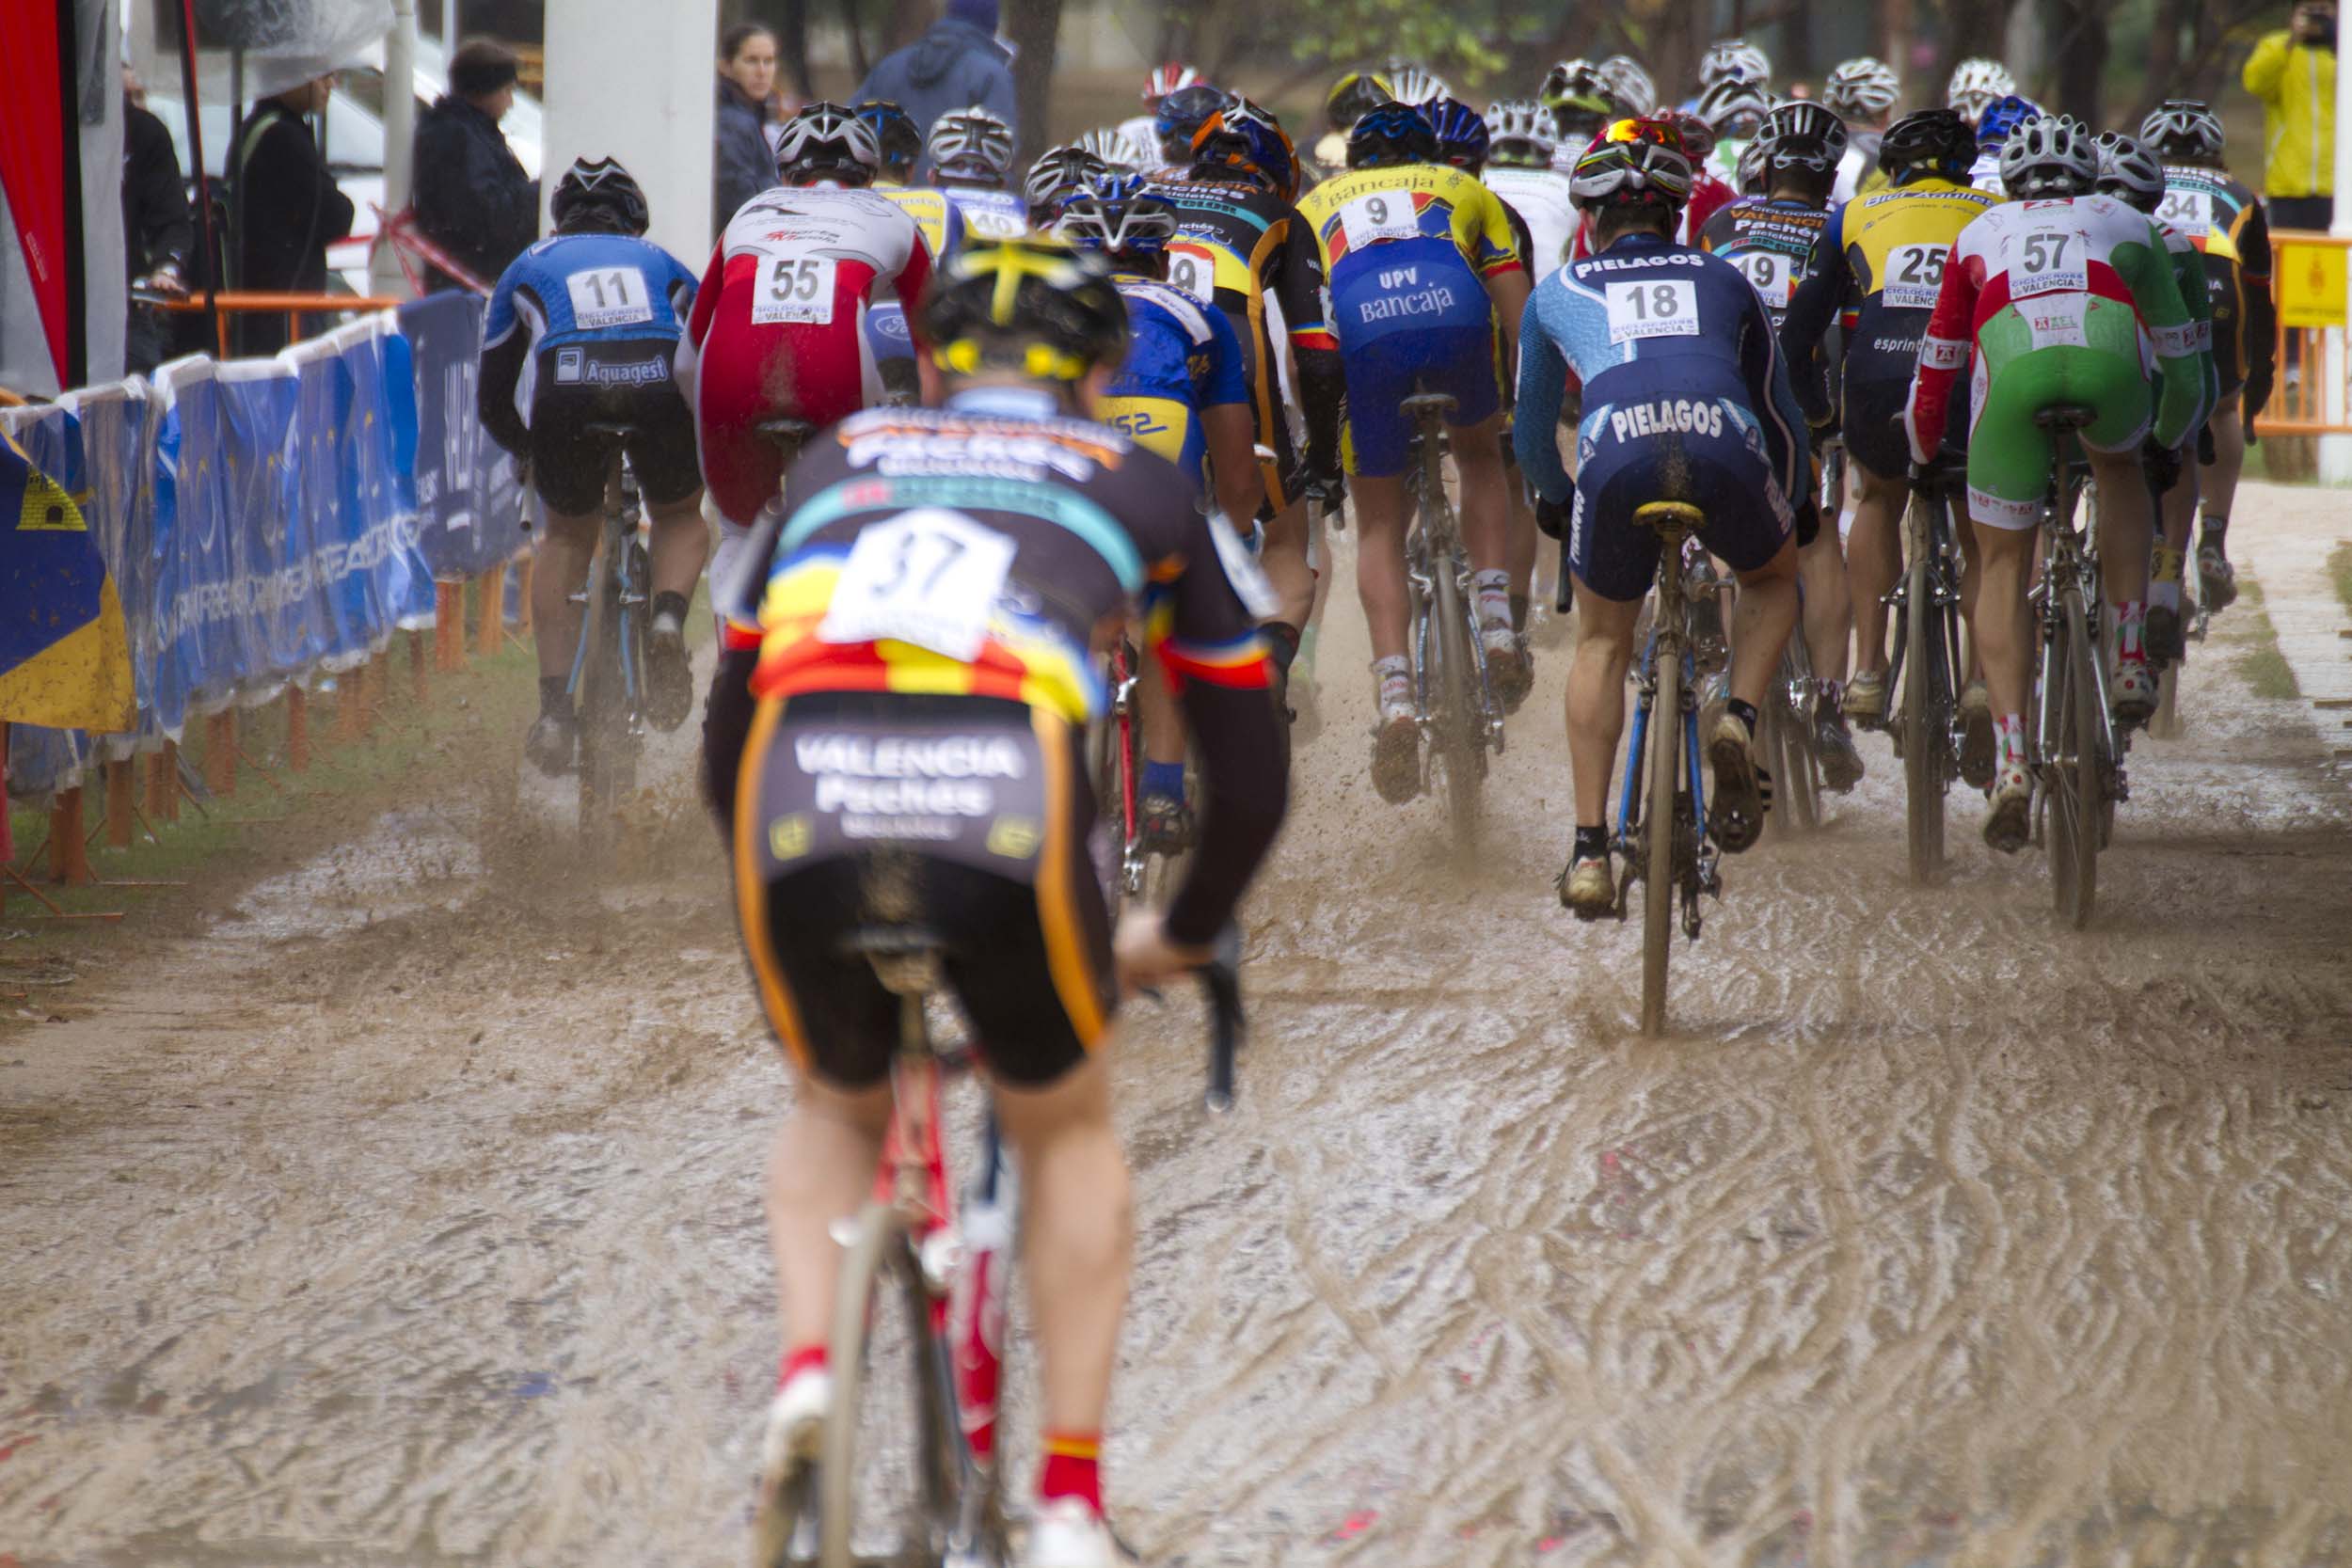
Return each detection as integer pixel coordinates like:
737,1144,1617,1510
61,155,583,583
580,356,671,388
1573,251,1706,277
1607,398,1727,442
1357,273,1459,323
554,347,583,383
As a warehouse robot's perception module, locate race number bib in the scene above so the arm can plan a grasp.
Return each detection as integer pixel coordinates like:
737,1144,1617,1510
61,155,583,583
1339,191,1420,250
961,205,1026,241
2011,230,2087,298
751,255,839,325
818,509,1016,661
565,266,654,329
1883,243,1948,310
1605,279,1699,342
1168,245,1220,303
1728,251,1792,311
2156,187,2213,233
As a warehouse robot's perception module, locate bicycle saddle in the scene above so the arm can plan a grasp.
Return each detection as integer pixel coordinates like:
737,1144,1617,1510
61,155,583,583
2032,404,2097,433
756,417,818,451
1402,392,1460,420
1633,500,1706,532
835,923,951,960
580,420,644,443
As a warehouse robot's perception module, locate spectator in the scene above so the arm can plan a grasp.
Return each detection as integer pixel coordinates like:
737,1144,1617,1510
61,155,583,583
413,38,541,294
121,64,194,372
715,22,780,230
2245,0,2337,230
230,73,355,354
850,0,1017,166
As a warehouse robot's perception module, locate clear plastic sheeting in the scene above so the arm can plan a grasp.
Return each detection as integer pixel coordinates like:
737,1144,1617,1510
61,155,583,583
134,0,394,104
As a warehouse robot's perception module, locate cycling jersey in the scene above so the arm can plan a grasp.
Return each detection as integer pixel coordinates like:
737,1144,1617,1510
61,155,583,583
1294,161,1524,473
1831,134,1889,203
945,185,1027,241
1967,150,2006,196
704,397,1288,1061
1779,176,2000,477
2153,215,2220,441
2156,163,2275,399
1698,196,1839,325
1096,273,1251,483
1483,166,1577,281
1904,194,2203,528
687,185,934,526
481,231,704,515
866,187,968,369
1516,231,1808,599
1149,169,1345,500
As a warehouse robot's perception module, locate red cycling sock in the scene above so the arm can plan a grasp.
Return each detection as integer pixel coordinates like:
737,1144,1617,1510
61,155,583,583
1039,1431,1103,1514
777,1343,828,1391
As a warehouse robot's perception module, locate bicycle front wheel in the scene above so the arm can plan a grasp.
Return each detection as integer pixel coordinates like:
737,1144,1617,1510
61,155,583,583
1900,507,1946,885
1642,643,1681,1037
1430,554,1483,849
818,1200,966,1568
2047,588,2102,929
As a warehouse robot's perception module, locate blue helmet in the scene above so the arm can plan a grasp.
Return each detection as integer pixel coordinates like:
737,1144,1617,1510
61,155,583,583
1347,101,1439,168
1055,171,1180,263
1975,93,2043,149
1156,84,1232,154
1422,96,1491,171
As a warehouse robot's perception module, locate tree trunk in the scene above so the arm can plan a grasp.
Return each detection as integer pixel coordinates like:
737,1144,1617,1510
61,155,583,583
772,0,814,98
841,0,871,81
1008,0,1063,160
2046,0,2109,122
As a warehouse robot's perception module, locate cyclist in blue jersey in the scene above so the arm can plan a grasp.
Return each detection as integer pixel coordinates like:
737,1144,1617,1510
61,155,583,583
1058,173,1264,854
1516,120,1806,913
481,158,706,774
927,107,1028,239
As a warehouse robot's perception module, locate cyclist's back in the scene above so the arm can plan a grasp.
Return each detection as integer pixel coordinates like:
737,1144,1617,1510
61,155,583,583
1099,271,1250,482
1698,193,1838,325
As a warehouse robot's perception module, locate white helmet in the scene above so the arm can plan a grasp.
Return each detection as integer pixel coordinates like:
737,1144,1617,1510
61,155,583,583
775,101,881,184
1384,64,1451,106
2092,130,2166,213
1823,56,1899,119
1999,113,2098,199
1697,76,1773,139
1699,38,1772,91
2140,98,2226,163
1596,55,1658,115
1075,125,1151,172
1485,97,1558,166
1947,57,2016,122
927,106,1016,187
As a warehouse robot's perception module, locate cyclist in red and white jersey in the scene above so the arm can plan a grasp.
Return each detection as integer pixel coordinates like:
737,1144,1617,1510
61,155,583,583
686,102,934,584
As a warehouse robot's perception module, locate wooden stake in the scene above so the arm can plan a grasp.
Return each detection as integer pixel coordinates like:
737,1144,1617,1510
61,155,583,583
286,686,310,771
337,673,366,740
436,578,466,672
205,710,237,797
158,741,181,822
105,760,134,848
516,555,534,632
52,789,92,885
475,564,504,658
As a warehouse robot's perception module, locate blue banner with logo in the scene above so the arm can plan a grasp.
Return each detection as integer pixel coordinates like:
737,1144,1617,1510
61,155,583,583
399,290,529,580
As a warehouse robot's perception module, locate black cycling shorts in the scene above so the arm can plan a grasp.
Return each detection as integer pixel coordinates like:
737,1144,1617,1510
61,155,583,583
528,341,701,515
734,690,1115,1090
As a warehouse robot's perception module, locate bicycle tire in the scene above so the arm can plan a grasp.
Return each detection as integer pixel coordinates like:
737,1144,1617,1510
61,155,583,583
1642,641,1680,1037
1431,554,1483,848
819,1200,964,1568
1779,642,1822,833
2048,587,2101,928
1901,507,1945,884
574,541,627,846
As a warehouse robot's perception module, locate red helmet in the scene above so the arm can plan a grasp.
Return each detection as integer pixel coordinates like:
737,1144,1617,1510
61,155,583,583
1145,62,1201,103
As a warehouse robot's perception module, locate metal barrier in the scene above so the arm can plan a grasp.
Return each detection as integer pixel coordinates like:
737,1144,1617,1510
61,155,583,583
145,289,409,355
2256,230,2352,437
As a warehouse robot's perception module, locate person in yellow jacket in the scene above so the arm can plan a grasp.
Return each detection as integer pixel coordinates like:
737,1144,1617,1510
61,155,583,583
2244,0,2338,229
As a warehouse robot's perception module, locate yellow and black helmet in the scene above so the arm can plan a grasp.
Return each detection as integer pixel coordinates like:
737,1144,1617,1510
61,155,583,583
1326,70,1395,135
918,235,1130,384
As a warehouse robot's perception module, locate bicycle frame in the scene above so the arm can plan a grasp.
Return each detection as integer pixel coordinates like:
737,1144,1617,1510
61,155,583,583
1613,535,1720,926
2028,465,2122,793
1883,470,1968,762
1404,408,1504,760
1104,639,1146,897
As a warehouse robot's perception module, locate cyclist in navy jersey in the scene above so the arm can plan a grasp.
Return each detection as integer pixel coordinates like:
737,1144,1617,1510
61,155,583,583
481,158,706,774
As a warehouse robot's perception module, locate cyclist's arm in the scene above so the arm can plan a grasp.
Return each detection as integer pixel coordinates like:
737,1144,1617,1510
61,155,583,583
675,240,728,407
1149,511,1290,947
1511,290,1575,503
892,229,938,359
1904,236,1980,464
1777,230,1845,427
2124,217,2204,451
2238,201,2278,416
1466,181,1532,349
1272,213,1346,476
478,273,533,458
2243,32,2290,100
2171,240,2219,436
1197,307,1265,525
1738,283,1811,502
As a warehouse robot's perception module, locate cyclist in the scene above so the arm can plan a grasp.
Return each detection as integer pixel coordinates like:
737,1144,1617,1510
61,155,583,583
1057,175,1263,856
1700,99,1865,790
1947,57,2018,125
854,99,922,186
1596,55,1659,116
1781,108,1998,759
1295,101,1533,799
1485,99,1576,279
1153,82,1232,171
1516,120,1806,911
1903,114,2203,850
1969,94,2042,194
1823,56,1899,201
1025,143,1113,228
1117,60,1202,157
1075,125,1152,174
1692,37,1772,109
1153,100,1346,716
706,235,1287,1568
926,107,1026,238
2095,130,2220,666
687,103,933,592
1563,108,1739,256
2140,97,2274,612
1316,68,1395,176
481,158,707,772
1696,74,1774,185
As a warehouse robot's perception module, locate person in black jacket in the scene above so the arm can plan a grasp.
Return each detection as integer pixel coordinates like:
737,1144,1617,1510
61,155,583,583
121,65,195,372
230,74,355,354
714,22,780,234
412,39,540,295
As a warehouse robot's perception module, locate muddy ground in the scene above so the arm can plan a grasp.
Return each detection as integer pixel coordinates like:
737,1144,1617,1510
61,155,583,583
5,499,2350,1568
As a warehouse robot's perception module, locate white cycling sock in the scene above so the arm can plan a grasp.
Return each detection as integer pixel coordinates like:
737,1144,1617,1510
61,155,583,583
1473,568,1512,630
1373,655,1413,720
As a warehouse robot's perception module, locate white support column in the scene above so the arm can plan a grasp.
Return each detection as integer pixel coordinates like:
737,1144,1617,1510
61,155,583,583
539,0,718,269
2324,26,2352,480
371,0,420,297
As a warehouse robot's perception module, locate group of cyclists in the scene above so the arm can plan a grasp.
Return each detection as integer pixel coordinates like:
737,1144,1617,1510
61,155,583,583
469,38,2281,1566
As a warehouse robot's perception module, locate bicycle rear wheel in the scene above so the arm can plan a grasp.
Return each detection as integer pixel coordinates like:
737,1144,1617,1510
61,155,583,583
1900,515,1947,884
574,540,629,847
1431,556,1483,849
819,1200,965,1568
1642,644,1681,1037
2047,588,2102,928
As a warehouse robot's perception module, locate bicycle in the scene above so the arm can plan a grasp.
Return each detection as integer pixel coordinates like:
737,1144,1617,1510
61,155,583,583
1883,447,1971,884
1757,634,1826,836
568,421,653,844
2025,405,2125,929
1402,391,1506,847
752,895,1244,1568
1607,501,1726,1038
1089,638,1190,904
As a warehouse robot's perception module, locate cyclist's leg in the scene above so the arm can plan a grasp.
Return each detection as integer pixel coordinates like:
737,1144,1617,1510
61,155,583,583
1336,337,1420,728
1565,459,1664,829
2200,388,2246,546
2062,348,2157,705
520,387,609,767
1795,476,1853,687
1961,350,2060,816
628,377,713,609
1844,458,1910,682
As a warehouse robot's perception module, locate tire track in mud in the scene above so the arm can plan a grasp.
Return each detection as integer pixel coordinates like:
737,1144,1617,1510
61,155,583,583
4,571,2352,1567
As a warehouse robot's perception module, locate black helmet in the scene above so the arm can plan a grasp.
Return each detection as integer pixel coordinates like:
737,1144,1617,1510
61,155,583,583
1347,101,1438,168
853,100,922,177
551,157,649,235
917,235,1130,383
1878,108,1978,182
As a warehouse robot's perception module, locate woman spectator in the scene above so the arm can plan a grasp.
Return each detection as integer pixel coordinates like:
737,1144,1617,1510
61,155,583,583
715,23,780,232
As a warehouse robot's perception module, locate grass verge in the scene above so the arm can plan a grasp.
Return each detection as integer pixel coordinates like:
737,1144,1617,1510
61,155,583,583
2218,574,2301,701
